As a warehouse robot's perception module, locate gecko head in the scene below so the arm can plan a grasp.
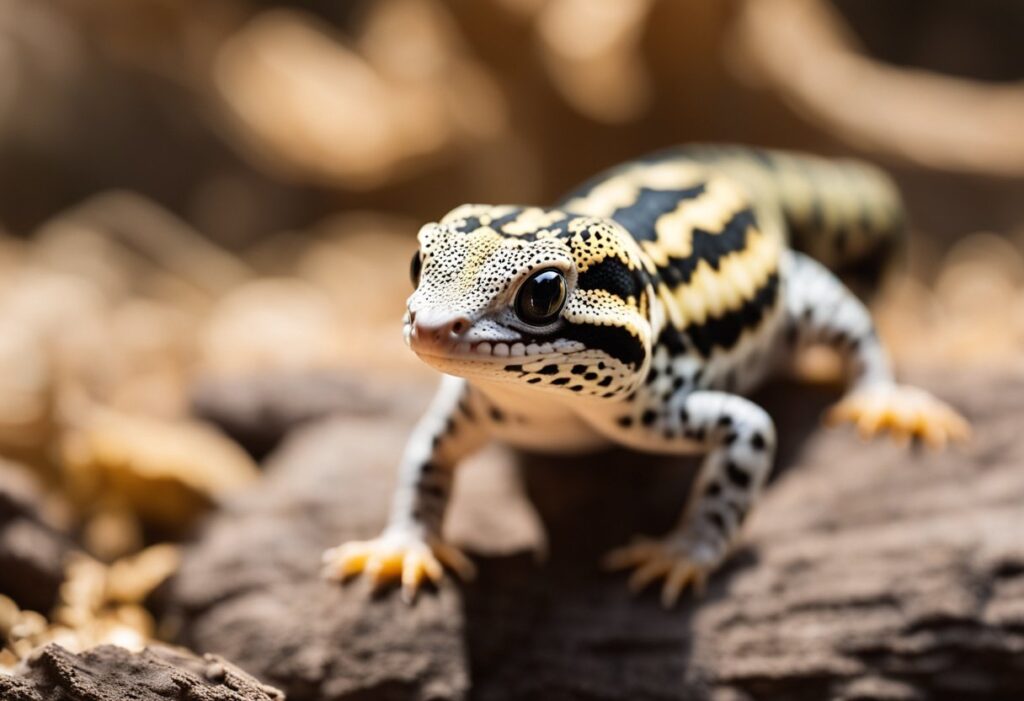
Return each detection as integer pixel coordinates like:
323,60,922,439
404,204,654,399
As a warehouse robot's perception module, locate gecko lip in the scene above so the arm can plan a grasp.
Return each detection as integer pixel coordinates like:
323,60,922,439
407,327,583,361
412,339,566,360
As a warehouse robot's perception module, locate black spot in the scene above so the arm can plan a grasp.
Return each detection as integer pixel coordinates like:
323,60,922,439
725,461,751,489
718,416,732,427
584,372,599,381
641,409,657,426
538,365,560,375
750,432,767,450
598,376,613,387
551,377,571,385
571,364,587,375
724,499,746,525
679,408,689,424
489,406,505,423
420,482,448,500
646,368,659,385
617,416,634,428
527,377,542,384
672,376,686,391
706,511,727,533
724,431,738,445
570,385,584,392
504,364,523,372
705,481,722,498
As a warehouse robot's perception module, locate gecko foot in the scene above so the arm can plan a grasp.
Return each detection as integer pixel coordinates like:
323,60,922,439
322,527,476,603
827,384,970,448
602,530,727,608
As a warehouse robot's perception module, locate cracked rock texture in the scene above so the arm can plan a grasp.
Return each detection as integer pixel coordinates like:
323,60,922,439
164,369,1024,701
0,643,284,701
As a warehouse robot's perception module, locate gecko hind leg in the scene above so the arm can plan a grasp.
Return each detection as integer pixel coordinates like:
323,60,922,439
784,251,970,449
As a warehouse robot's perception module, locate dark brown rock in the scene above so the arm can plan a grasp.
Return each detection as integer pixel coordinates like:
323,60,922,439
189,370,405,460
0,460,76,615
0,643,283,701
165,411,470,701
164,370,1024,701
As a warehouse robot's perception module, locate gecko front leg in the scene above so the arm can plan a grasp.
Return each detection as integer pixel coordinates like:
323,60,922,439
784,252,969,447
600,391,776,607
322,376,487,601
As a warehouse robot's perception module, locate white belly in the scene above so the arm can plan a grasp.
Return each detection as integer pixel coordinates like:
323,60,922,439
489,414,610,454
469,380,610,454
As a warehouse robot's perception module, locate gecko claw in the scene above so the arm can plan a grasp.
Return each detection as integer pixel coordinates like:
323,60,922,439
322,528,473,602
828,384,971,449
603,533,723,608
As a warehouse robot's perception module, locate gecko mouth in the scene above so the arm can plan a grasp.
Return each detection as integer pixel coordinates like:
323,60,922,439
405,322,584,362
412,338,584,361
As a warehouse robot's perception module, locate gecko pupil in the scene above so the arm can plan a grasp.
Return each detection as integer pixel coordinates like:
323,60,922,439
410,252,422,287
515,269,567,325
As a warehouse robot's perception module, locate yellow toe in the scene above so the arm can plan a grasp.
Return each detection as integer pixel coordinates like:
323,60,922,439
627,558,671,593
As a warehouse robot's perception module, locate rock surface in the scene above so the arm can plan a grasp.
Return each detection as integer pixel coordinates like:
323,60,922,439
0,643,283,701
0,461,76,615
190,370,409,460
165,369,1024,700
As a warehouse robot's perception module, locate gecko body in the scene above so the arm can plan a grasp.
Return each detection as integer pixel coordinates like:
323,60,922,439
324,146,969,606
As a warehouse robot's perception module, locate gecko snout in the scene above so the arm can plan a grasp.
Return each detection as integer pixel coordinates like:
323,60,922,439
408,309,472,353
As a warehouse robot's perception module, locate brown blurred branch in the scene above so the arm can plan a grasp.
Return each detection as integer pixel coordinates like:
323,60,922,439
730,0,1024,176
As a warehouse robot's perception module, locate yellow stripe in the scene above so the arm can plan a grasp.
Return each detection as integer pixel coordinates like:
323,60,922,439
663,227,780,327
501,207,568,236
562,162,707,218
641,177,749,266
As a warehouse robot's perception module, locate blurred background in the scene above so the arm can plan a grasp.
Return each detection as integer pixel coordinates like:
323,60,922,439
2,0,1024,664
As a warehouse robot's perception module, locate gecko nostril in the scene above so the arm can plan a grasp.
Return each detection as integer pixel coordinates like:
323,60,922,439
450,319,467,335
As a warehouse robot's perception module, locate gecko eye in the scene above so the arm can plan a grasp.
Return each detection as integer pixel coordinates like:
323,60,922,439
410,251,422,287
515,269,567,326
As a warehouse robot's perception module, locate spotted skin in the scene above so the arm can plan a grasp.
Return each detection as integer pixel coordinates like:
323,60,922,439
323,145,969,606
